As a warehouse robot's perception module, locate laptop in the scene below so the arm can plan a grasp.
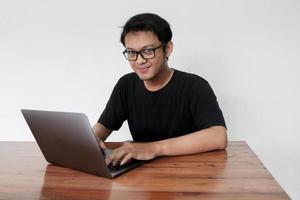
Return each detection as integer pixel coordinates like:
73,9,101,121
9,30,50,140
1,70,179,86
21,109,148,178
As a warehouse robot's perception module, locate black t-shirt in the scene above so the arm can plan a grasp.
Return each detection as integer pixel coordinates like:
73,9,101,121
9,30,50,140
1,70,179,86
98,69,226,142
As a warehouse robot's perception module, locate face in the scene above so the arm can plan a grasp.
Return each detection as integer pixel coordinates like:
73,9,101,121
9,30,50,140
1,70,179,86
124,31,173,81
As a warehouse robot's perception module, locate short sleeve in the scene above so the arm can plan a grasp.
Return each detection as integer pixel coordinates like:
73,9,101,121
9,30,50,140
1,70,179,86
98,78,127,130
189,80,226,130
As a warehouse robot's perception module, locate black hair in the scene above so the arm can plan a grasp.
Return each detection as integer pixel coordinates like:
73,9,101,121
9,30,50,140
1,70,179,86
120,13,172,46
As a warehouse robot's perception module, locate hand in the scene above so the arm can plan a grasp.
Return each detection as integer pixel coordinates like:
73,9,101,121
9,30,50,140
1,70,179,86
105,142,159,166
98,140,106,149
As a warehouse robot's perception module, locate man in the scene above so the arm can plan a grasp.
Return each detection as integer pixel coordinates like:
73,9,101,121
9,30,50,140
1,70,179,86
93,13,227,166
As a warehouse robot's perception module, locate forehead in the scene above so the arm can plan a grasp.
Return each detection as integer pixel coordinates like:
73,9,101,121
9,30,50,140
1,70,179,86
124,31,160,49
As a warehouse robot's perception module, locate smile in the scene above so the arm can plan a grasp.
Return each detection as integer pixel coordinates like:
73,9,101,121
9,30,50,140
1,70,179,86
137,66,150,73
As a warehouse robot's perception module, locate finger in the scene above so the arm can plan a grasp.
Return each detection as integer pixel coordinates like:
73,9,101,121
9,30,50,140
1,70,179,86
112,149,126,166
106,148,121,165
99,140,106,149
112,159,119,166
105,156,112,165
120,152,132,166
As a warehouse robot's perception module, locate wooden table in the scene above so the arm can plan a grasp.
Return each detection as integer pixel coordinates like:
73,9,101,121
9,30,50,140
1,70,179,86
0,141,290,200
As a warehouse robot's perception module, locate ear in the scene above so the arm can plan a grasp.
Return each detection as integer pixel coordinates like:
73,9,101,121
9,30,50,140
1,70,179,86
165,41,174,59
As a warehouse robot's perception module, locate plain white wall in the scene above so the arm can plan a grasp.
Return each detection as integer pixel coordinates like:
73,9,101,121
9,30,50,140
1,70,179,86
1,0,299,198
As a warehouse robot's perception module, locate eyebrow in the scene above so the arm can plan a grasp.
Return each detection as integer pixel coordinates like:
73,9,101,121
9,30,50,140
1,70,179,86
125,45,156,51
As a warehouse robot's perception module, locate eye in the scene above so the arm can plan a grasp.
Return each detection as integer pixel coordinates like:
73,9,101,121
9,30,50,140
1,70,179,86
142,48,154,55
126,51,136,55
126,51,136,56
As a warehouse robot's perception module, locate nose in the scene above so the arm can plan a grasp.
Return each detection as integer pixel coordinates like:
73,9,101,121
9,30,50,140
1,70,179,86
136,53,147,64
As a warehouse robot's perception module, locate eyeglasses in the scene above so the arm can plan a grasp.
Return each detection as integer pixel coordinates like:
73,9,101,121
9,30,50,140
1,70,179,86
122,44,164,61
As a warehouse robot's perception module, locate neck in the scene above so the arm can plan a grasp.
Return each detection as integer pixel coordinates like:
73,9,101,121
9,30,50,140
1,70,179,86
144,65,174,92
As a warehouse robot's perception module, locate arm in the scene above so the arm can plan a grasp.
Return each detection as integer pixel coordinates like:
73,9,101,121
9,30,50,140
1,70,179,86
106,126,227,166
92,122,112,149
155,126,227,156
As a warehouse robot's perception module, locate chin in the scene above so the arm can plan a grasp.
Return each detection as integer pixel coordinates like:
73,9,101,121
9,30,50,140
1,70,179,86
134,70,152,81
136,74,153,81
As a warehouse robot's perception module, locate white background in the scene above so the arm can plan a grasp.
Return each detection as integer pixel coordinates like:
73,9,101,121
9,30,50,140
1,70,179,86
1,0,299,199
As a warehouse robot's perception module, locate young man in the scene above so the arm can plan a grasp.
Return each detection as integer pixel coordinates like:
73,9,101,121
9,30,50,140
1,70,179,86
93,13,227,166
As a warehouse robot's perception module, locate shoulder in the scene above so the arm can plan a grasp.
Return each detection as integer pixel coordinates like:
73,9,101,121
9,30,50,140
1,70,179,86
116,72,139,87
119,72,138,82
174,69,208,87
173,69,215,98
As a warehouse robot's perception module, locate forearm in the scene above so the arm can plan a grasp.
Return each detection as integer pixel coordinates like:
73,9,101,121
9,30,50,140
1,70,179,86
154,126,227,157
92,123,112,141
106,126,227,165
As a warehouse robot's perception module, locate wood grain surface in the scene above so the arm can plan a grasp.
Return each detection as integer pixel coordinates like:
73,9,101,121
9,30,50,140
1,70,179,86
0,141,290,200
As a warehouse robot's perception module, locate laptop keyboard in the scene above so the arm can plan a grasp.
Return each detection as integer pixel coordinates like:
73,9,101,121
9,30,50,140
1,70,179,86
108,160,135,172
103,148,141,172
102,148,132,172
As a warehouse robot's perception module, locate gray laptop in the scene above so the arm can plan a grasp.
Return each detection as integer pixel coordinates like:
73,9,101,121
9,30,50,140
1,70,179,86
21,109,147,178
